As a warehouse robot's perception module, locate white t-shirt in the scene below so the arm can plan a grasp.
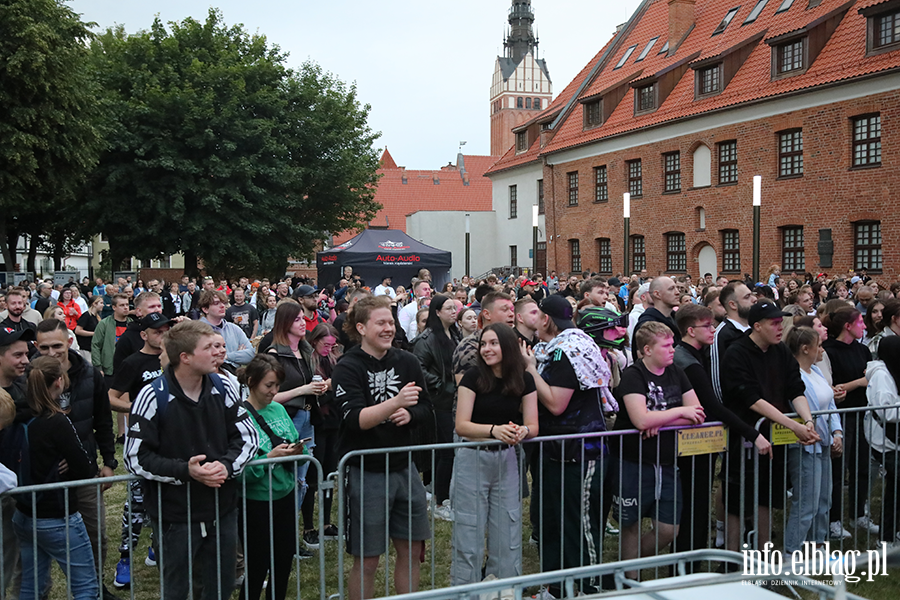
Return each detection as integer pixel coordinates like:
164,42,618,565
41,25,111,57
374,284,396,299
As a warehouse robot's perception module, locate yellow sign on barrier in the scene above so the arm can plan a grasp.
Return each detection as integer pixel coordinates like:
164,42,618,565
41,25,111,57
771,417,805,446
677,425,727,457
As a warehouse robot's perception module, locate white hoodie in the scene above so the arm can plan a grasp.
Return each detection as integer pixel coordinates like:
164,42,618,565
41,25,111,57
864,359,900,453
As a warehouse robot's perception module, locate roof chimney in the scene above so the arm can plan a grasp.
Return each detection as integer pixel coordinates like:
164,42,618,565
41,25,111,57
668,0,695,55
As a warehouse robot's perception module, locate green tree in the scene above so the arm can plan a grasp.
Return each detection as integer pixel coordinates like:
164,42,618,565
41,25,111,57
0,0,103,270
84,10,381,277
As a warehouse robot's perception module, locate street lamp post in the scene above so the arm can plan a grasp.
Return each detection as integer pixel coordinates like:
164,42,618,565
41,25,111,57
532,204,539,277
623,193,631,275
752,176,761,283
465,213,471,278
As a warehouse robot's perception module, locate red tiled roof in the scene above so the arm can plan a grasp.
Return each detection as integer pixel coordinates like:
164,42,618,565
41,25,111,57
487,0,900,169
333,153,498,244
380,147,398,170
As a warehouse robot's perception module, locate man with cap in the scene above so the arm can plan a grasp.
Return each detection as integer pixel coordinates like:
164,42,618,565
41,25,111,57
373,276,396,300
517,279,540,301
719,300,820,552
292,284,323,332
521,295,607,596
0,326,35,599
109,312,171,588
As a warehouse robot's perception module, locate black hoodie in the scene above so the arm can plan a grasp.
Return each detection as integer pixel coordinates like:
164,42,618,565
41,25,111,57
333,345,433,471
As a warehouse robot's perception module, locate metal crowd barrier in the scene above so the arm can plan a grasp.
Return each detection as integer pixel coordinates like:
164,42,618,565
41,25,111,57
1,404,898,599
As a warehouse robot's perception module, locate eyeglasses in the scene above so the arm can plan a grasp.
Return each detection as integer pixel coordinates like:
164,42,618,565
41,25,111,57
691,323,717,329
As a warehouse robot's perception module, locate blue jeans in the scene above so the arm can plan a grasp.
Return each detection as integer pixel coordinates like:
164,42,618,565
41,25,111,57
13,511,98,600
785,447,832,554
291,410,316,507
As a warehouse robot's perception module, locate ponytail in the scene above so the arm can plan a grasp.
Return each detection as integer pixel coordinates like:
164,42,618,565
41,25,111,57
27,356,68,417
821,307,860,340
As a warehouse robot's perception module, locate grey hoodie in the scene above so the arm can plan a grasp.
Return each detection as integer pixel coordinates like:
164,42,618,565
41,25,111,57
864,359,900,453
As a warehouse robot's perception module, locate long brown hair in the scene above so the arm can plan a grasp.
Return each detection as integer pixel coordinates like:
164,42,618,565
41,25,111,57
475,324,526,398
272,300,302,347
27,356,69,417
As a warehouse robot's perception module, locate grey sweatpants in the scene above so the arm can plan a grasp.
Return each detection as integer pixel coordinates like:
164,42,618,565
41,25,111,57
450,446,522,585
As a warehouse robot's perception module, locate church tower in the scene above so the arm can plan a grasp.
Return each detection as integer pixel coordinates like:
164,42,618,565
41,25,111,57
490,0,552,156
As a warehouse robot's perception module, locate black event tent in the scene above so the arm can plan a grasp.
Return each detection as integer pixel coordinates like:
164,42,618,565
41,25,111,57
317,229,451,289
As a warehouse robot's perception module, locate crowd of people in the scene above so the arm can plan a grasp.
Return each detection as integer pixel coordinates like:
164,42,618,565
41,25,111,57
0,264,898,600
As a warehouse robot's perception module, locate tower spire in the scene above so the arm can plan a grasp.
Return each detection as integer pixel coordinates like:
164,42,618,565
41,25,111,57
504,0,537,63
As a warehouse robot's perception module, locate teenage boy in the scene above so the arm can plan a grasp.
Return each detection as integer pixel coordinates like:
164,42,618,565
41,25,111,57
672,305,771,569
198,290,254,369
332,295,433,600
109,313,170,588
225,287,258,339
612,321,705,578
125,320,259,600
720,300,820,552
514,297,540,348
522,295,607,596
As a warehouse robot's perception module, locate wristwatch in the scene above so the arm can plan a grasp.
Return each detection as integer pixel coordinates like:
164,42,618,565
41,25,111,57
104,458,119,471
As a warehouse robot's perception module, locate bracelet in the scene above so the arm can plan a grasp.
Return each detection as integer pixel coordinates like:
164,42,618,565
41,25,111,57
805,419,814,425
523,425,530,436
489,424,495,439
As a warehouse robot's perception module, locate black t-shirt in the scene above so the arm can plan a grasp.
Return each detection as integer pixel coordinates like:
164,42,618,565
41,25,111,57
538,351,606,461
75,312,99,350
459,368,535,426
0,316,36,333
613,360,693,465
823,338,871,408
225,303,259,338
112,351,162,404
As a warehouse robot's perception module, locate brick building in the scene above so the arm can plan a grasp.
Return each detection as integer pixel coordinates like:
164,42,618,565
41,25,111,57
487,0,900,283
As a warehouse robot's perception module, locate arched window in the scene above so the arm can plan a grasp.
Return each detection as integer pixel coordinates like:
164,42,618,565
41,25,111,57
517,97,524,108
534,98,542,110
526,98,532,109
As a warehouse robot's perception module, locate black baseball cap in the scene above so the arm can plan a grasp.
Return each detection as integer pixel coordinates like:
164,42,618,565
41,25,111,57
539,295,575,331
139,312,171,331
748,300,791,326
293,284,316,299
0,327,35,346
607,277,623,287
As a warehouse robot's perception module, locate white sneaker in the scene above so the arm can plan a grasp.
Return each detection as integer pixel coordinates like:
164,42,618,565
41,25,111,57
432,500,454,522
830,521,851,540
853,515,880,534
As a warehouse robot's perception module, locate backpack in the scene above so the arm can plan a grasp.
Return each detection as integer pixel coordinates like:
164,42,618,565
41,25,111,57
150,373,227,422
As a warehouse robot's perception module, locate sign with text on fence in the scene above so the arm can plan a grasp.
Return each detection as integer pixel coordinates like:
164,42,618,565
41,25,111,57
676,425,727,457
771,417,805,446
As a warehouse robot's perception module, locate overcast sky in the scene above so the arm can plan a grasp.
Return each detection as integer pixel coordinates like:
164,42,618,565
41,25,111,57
70,0,642,169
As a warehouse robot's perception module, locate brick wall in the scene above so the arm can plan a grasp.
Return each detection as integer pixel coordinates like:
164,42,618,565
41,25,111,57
543,89,899,283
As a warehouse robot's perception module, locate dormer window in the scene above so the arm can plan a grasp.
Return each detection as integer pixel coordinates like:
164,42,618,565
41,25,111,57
584,99,602,128
698,64,722,95
515,131,528,153
615,45,637,69
659,40,670,54
712,6,741,36
776,38,805,74
636,84,656,113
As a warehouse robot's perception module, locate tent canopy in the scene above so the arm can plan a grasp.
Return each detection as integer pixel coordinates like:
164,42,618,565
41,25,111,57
317,229,451,289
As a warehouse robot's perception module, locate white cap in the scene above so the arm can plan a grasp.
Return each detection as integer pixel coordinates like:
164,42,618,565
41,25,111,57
637,282,651,298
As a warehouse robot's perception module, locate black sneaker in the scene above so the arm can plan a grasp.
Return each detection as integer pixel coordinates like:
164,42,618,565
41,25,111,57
103,584,124,600
295,547,313,560
303,529,319,549
323,524,339,540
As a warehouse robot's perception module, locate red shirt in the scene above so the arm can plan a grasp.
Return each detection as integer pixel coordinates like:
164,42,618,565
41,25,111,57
303,312,322,333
